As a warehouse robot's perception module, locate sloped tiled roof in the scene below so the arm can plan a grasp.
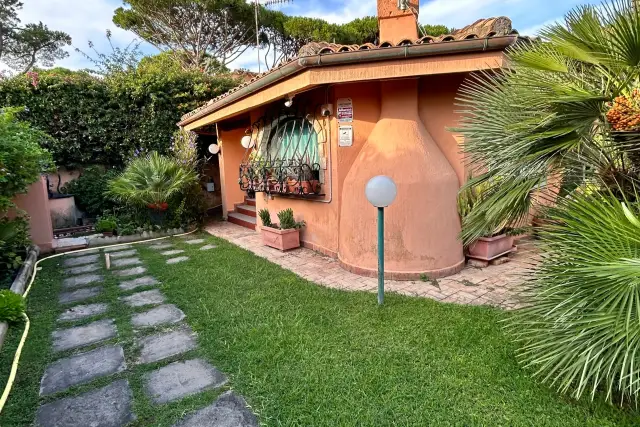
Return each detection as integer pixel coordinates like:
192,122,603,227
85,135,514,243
181,17,517,125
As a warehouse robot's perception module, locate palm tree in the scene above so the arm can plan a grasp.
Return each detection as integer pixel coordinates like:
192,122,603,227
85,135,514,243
108,151,198,209
454,0,640,405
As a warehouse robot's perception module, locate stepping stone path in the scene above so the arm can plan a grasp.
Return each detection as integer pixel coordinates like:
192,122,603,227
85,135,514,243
36,380,135,427
52,319,117,353
113,266,147,277
59,286,102,304
58,303,108,322
109,249,137,259
132,304,185,328
37,237,256,426
143,359,227,404
161,249,185,256
65,248,100,257
62,273,104,290
120,289,165,307
111,257,143,268
119,276,160,291
65,263,101,276
167,256,189,265
63,254,100,267
40,345,126,396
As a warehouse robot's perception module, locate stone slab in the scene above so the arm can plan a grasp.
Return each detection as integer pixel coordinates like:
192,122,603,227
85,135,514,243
120,289,165,307
137,327,197,364
199,245,217,251
52,319,116,353
65,248,100,257
59,287,103,305
149,243,173,250
173,391,258,427
109,249,138,259
161,249,185,256
143,359,227,404
103,244,133,252
58,303,109,322
63,254,100,267
40,345,126,396
62,274,104,290
167,256,189,265
65,263,101,276
111,257,142,268
119,276,160,291
113,266,147,277
184,239,205,245
131,304,185,329
36,380,135,427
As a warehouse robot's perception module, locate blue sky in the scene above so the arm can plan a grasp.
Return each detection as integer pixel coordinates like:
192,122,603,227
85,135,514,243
17,0,602,72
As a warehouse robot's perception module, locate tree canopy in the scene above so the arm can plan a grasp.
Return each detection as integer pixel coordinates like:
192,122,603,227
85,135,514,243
0,0,71,72
113,1,451,71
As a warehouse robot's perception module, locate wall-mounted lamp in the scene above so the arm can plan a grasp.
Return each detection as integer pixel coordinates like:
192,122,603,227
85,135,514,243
284,94,294,108
241,129,255,149
208,144,220,155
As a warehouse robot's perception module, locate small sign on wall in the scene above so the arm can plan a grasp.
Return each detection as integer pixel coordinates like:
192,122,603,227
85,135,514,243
339,125,353,147
337,98,353,123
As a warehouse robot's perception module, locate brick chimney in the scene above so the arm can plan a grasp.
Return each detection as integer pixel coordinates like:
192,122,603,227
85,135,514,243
378,0,419,44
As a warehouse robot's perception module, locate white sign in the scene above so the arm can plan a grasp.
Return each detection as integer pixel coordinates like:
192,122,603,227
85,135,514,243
337,98,353,123
339,125,353,147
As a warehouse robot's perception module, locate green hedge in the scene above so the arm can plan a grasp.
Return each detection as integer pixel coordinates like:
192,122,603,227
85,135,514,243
0,58,238,168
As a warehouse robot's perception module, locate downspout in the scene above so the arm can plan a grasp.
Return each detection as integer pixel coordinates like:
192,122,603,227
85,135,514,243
178,36,521,127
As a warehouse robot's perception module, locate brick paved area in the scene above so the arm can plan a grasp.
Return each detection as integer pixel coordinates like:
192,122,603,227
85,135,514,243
205,221,540,310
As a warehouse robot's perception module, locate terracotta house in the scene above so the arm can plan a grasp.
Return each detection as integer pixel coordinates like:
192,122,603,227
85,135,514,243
179,0,522,279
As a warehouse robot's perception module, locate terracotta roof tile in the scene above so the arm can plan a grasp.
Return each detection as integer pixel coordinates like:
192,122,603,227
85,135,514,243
181,17,517,123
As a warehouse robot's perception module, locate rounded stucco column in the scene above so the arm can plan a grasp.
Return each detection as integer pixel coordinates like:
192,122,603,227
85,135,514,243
338,79,464,279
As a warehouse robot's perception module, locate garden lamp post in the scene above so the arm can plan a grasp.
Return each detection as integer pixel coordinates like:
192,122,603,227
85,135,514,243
365,175,397,305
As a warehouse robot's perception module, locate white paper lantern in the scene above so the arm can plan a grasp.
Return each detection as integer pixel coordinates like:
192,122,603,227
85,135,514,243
208,144,220,154
241,135,255,149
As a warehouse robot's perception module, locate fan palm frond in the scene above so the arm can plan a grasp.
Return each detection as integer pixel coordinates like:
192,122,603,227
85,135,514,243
108,152,198,207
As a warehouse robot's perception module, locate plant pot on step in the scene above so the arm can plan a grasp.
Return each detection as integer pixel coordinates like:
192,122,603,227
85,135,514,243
467,234,515,261
261,226,301,251
102,231,114,237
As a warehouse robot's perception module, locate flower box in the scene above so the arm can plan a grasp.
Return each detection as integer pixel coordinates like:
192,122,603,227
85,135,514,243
467,234,515,261
260,226,300,251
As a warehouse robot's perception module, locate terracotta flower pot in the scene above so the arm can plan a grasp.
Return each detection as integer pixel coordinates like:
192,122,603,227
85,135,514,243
467,234,515,261
102,231,114,237
261,226,301,251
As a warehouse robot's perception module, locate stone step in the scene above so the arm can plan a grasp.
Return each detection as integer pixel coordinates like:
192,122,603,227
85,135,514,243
131,304,185,329
173,391,258,427
36,380,135,427
52,319,117,353
137,327,197,364
244,197,256,207
235,204,256,217
227,212,256,230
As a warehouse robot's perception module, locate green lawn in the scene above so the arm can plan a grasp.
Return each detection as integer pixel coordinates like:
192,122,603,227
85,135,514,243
1,232,638,426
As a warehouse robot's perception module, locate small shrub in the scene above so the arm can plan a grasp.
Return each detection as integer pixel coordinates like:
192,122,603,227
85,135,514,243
277,208,305,230
0,216,30,287
258,208,273,228
60,167,118,217
0,290,26,323
95,217,117,233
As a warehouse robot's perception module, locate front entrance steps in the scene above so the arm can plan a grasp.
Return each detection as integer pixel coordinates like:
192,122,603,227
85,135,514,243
228,196,256,230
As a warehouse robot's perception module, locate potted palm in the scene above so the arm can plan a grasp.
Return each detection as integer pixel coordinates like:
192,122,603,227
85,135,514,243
258,208,305,251
458,177,515,261
95,217,117,237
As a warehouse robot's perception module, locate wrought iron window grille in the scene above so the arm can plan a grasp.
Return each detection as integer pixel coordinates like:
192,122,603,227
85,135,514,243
239,103,328,196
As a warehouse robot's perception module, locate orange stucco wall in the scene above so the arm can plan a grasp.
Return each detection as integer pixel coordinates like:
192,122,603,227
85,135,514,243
11,177,54,253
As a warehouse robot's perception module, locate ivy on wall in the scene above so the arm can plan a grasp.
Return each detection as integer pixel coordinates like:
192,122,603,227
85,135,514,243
0,57,238,168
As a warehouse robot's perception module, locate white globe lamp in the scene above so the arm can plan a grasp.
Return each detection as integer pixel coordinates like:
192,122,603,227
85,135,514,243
365,175,397,305
241,135,254,149
365,175,397,208
208,144,220,155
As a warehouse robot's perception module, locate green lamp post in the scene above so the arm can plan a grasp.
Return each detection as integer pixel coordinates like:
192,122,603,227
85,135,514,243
365,175,398,305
